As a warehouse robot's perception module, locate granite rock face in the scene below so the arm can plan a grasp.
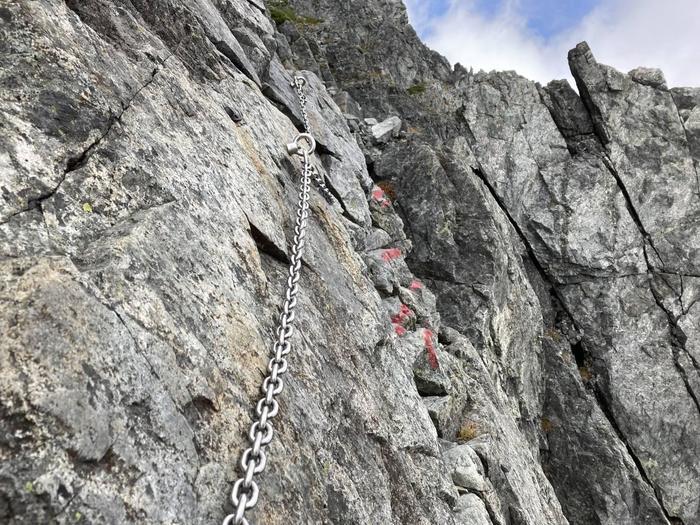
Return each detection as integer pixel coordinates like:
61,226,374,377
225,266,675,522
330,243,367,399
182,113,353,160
280,1,700,524
1,1,699,525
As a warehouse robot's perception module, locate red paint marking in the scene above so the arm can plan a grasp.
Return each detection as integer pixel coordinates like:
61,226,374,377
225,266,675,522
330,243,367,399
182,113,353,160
372,186,392,207
382,248,402,262
423,328,439,370
409,279,423,290
391,303,412,324
391,304,413,336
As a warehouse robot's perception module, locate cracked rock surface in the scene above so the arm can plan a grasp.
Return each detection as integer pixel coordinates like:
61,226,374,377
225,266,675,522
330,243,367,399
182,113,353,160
1,1,699,524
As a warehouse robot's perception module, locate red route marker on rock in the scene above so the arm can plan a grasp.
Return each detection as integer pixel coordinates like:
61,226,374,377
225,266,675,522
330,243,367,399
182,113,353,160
423,328,439,370
371,186,392,207
409,279,422,290
382,247,402,262
391,303,412,324
391,303,412,337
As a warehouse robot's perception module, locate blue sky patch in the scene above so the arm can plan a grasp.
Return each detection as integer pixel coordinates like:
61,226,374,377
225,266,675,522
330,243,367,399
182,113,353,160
405,0,699,87
518,0,600,39
426,0,451,18
417,0,600,40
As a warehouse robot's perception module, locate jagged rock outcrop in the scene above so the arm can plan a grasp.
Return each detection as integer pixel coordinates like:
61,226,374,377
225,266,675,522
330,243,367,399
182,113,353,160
278,1,700,523
1,1,698,524
0,2,453,523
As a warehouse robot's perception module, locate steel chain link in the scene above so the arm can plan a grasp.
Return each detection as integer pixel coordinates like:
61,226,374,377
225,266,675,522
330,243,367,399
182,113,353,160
292,76,335,203
222,75,318,525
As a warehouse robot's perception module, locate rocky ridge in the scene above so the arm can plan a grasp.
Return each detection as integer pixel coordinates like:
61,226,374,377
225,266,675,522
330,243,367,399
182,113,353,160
1,1,699,524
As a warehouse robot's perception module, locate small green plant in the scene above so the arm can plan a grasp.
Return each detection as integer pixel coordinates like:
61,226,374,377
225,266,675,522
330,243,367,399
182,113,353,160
407,83,427,95
269,1,322,25
82,202,93,213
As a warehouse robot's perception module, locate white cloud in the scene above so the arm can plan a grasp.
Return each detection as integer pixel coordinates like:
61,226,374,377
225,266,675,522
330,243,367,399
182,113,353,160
403,0,434,36
405,0,700,88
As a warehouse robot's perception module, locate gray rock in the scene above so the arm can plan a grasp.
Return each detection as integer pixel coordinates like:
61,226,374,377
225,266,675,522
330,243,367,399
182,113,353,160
442,444,489,492
541,335,670,524
671,87,700,178
422,389,469,441
363,227,392,251
453,493,493,525
290,3,699,521
442,336,566,524
246,0,265,11
671,86,700,111
371,116,402,143
414,352,451,396
4,0,700,524
629,67,668,89
0,2,453,524
333,90,363,116
559,277,700,523
373,138,548,445
569,41,700,275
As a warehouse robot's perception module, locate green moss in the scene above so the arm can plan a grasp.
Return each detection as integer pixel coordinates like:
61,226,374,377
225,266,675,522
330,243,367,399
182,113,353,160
269,4,296,24
24,481,33,493
82,202,93,213
268,1,323,25
407,83,427,95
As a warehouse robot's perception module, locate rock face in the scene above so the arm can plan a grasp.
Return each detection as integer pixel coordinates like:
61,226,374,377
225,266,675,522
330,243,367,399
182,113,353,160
1,1,698,525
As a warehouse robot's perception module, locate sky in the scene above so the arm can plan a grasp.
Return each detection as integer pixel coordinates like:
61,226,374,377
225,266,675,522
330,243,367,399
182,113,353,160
404,0,700,87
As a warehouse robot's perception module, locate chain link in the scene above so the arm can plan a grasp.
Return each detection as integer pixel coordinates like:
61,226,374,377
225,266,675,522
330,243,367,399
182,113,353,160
310,165,335,204
222,75,317,525
291,76,335,204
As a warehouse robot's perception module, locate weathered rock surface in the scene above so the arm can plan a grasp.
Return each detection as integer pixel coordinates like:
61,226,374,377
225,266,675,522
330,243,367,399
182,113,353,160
2,1,699,524
0,2,451,524
370,116,402,143
280,1,700,524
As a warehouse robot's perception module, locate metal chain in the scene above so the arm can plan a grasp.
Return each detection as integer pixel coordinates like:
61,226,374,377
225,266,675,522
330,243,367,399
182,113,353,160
291,76,335,204
222,75,316,525
310,165,335,204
